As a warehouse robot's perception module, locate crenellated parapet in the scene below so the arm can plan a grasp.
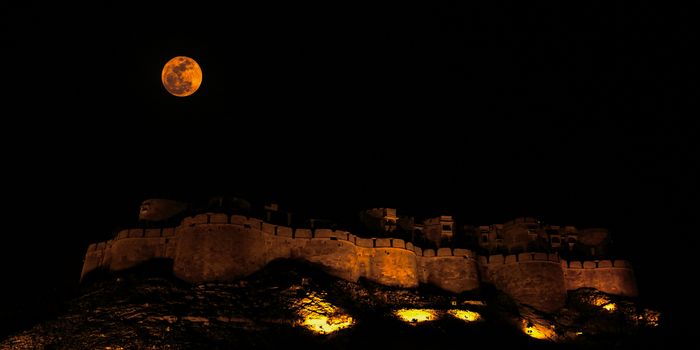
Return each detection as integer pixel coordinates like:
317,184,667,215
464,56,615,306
81,213,638,313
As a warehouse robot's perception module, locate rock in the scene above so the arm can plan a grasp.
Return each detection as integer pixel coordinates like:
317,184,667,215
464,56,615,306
0,259,659,349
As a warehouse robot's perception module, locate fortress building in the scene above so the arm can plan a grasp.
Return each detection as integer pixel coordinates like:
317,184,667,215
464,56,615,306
422,215,455,247
81,199,638,313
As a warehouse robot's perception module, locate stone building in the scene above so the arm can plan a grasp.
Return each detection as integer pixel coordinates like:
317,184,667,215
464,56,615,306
359,208,399,232
422,215,455,247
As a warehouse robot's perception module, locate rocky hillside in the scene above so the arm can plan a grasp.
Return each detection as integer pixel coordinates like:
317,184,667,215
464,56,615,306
1,259,662,349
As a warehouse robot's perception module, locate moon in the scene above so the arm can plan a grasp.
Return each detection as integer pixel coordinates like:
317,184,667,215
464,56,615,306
161,56,202,97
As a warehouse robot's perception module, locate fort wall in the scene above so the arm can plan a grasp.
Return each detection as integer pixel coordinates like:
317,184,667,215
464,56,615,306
81,213,638,312
173,224,268,283
562,260,638,296
481,253,566,313
167,215,423,288
297,239,361,282
265,220,419,288
81,242,106,278
416,248,479,293
82,214,473,291
104,236,167,271
82,228,179,277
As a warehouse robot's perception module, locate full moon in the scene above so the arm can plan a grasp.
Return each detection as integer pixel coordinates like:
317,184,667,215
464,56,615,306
161,56,203,97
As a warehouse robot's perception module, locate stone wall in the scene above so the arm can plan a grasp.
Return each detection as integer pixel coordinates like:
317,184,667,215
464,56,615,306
173,224,268,283
563,260,638,296
80,213,637,312
104,236,166,271
481,253,566,313
416,248,479,293
81,228,178,280
292,237,361,283
82,214,478,292
81,242,106,278
362,247,418,288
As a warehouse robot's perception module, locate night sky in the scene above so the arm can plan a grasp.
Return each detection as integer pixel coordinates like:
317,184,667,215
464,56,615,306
1,1,696,340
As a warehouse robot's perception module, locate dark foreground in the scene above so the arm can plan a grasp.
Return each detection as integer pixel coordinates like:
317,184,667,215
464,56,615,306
1,259,663,349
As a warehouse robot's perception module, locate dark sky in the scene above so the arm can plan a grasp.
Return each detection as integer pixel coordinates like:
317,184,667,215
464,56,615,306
1,1,696,339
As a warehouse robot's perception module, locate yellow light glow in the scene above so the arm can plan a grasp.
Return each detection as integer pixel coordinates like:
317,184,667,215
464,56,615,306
602,303,617,312
299,313,354,334
394,309,438,324
522,319,556,340
447,309,482,322
293,292,354,334
576,331,583,335
591,296,610,307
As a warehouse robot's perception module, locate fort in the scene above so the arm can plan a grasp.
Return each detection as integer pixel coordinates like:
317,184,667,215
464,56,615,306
81,199,638,313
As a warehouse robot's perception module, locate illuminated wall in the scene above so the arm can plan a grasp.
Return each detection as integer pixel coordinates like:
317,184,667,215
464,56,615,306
81,227,177,278
173,224,268,283
81,242,106,278
81,213,638,312
480,253,566,313
562,260,638,296
82,214,475,292
417,248,480,293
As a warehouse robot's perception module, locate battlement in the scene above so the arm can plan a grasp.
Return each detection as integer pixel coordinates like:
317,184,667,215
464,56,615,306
561,258,637,297
113,227,178,240
170,213,479,260
479,252,561,265
81,211,637,313
562,259,632,269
